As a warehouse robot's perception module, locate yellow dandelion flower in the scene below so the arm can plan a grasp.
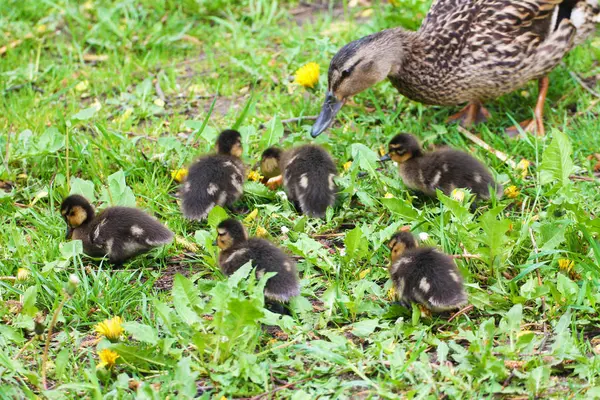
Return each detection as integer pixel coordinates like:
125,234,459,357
97,348,119,369
294,62,320,88
558,258,575,272
379,145,386,157
75,80,89,92
247,170,264,182
387,286,396,300
384,193,394,199
517,159,530,179
358,268,371,279
171,168,188,183
244,208,259,223
16,268,30,282
343,161,352,172
451,188,466,202
504,185,520,199
114,107,133,124
94,316,124,342
153,98,165,108
255,226,268,238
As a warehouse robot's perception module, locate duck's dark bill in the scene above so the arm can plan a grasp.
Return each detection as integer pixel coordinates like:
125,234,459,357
379,154,391,162
66,226,73,239
311,92,343,138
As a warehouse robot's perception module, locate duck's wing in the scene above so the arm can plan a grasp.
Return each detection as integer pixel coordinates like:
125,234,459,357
421,0,560,36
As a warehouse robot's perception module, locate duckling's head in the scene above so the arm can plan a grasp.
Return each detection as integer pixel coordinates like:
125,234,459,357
312,31,397,137
216,218,248,250
216,129,243,158
60,194,95,239
380,133,422,164
387,231,417,262
260,147,283,179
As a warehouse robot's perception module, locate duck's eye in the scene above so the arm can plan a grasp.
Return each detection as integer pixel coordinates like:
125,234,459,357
341,68,352,78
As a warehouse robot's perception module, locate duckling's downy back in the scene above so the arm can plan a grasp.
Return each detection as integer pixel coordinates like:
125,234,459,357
400,148,502,199
219,238,300,302
390,247,467,312
81,206,173,264
281,145,337,218
180,129,245,220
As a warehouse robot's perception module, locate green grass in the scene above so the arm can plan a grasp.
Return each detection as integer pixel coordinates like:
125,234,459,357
1,0,600,398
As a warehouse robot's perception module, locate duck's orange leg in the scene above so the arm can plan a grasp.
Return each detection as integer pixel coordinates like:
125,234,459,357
266,175,283,190
506,77,548,138
447,102,491,127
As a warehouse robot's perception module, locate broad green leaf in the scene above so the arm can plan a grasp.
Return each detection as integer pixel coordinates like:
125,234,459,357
344,226,368,261
71,106,98,121
228,261,253,288
109,343,172,368
436,341,449,364
36,127,64,154
527,366,550,396
437,190,471,222
22,286,38,316
540,130,573,186
172,274,202,325
259,115,283,149
0,325,25,344
504,304,522,333
153,300,174,330
535,220,568,251
122,322,158,345
351,318,379,338
99,170,136,206
173,357,199,398
556,274,578,301
351,143,379,174
60,240,83,259
380,197,419,219
207,206,228,228
244,181,272,198
54,348,70,380
70,177,96,202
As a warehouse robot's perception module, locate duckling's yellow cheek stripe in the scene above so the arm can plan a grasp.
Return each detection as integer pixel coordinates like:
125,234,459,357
69,206,87,227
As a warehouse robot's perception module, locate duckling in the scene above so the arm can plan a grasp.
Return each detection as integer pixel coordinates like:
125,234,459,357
181,129,245,220
260,145,337,218
216,218,300,313
60,194,173,264
311,0,599,137
387,231,467,312
381,133,502,200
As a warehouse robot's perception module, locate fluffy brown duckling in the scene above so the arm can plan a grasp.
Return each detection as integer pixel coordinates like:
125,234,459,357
260,145,337,218
181,129,245,220
387,231,467,312
216,218,300,314
60,194,173,264
381,133,502,200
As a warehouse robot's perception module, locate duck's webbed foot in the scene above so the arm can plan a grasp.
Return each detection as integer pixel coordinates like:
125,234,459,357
506,77,548,138
266,175,283,190
447,102,490,127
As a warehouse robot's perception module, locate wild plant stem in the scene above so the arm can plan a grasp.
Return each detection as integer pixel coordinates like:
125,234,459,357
42,294,69,390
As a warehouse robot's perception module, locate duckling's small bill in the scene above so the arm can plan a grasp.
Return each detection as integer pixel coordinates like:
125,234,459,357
311,92,344,137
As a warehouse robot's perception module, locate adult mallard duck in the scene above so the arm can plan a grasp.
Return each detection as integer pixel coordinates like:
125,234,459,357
311,0,599,138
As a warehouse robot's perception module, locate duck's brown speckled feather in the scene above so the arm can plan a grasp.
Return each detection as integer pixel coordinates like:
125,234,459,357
387,0,598,105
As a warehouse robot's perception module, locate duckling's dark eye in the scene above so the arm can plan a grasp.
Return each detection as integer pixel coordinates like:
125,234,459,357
341,69,352,78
